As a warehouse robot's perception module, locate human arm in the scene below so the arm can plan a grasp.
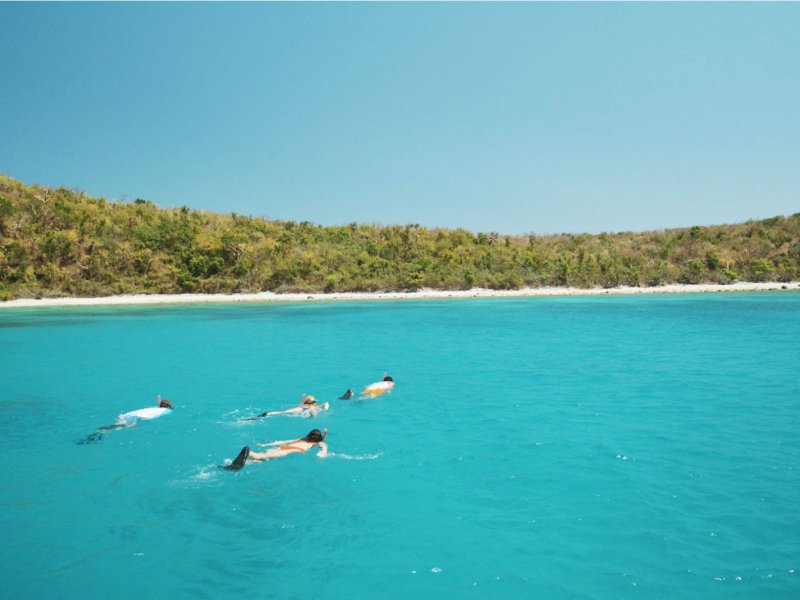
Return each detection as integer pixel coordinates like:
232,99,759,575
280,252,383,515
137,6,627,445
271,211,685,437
316,442,329,458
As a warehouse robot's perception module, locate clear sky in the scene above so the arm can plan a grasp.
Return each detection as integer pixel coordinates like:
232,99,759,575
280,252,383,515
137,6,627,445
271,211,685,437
1,3,798,235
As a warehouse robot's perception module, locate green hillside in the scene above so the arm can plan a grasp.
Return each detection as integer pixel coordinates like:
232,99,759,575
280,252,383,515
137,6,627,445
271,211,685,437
0,174,798,300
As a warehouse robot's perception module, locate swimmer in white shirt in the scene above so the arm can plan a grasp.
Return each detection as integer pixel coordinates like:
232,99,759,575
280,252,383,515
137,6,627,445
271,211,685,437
77,395,174,444
110,395,174,427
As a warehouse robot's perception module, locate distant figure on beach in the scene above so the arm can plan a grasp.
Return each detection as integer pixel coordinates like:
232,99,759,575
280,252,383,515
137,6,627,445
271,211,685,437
247,394,329,420
77,395,174,444
360,373,395,398
224,428,329,471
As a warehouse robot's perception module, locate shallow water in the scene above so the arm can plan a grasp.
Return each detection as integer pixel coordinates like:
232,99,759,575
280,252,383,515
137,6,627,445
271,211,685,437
1,293,798,598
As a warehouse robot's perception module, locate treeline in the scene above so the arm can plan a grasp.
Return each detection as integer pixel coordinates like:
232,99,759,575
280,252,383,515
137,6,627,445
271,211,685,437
0,174,798,300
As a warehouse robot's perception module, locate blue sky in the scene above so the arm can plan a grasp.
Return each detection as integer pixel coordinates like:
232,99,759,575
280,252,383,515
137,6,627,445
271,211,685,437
1,3,798,235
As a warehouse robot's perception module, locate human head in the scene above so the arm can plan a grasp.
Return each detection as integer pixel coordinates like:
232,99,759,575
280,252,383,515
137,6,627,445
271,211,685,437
303,429,324,443
383,374,394,382
159,398,174,409
302,395,317,405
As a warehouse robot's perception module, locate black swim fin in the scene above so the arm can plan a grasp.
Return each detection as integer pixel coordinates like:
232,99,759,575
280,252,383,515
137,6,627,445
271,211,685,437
76,432,104,445
338,389,354,400
223,446,250,471
244,412,268,421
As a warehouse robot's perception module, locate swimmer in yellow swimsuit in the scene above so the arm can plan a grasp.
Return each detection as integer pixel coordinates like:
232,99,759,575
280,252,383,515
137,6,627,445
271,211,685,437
223,428,328,471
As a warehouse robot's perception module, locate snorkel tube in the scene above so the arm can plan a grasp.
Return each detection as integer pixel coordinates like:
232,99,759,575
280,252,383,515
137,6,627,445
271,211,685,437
322,428,328,441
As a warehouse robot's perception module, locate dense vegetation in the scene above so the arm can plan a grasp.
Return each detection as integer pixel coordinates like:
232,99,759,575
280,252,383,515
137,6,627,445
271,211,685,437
0,174,798,300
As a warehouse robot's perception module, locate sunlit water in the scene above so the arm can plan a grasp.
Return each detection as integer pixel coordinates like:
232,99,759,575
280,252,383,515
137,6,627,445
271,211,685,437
1,293,798,599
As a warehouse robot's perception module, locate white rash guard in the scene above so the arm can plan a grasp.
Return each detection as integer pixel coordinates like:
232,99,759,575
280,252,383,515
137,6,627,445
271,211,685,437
118,406,172,424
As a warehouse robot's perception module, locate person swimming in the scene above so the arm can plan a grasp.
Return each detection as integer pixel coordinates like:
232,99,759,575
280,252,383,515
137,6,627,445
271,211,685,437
359,372,395,398
246,394,329,420
110,396,175,427
77,395,174,444
224,428,329,471
338,389,355,400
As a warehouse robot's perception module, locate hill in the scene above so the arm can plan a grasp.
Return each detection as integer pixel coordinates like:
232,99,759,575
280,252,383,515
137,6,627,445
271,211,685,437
0,174,798,300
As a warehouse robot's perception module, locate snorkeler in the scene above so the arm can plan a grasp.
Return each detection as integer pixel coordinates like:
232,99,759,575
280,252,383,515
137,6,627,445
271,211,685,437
359,372,395,398
224,428,329,471
247,394,329,420
338,389,355,400
77,395,174,444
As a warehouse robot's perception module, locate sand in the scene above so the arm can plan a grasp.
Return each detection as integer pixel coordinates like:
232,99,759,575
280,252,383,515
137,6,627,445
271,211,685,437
1,281,797,309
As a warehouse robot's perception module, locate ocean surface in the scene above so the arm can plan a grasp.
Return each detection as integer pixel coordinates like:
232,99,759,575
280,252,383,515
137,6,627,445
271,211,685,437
1,293,798,599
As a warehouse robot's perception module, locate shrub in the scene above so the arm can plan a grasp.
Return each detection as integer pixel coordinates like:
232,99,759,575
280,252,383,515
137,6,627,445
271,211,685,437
682,259,706,284
750,258,775,282
324,275,338,293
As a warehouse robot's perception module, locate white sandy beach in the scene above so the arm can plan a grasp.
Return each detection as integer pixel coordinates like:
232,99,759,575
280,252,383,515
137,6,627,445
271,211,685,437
0,281,797,308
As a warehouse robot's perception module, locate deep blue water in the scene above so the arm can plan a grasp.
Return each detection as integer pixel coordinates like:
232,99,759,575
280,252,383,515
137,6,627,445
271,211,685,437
1,293,798,599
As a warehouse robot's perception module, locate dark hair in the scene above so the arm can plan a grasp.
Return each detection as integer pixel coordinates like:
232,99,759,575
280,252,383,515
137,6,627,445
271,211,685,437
303,429,324,443
383,375,394,382
159,399,174,409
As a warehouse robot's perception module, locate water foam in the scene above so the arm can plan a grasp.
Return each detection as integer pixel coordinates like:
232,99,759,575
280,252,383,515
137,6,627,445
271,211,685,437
328,452,383,461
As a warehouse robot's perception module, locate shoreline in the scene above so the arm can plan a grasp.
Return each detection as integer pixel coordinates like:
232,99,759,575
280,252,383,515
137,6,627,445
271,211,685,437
0,282,797,309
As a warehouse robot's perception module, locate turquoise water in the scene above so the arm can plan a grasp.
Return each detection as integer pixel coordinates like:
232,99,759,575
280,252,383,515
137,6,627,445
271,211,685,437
1,293,798,599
